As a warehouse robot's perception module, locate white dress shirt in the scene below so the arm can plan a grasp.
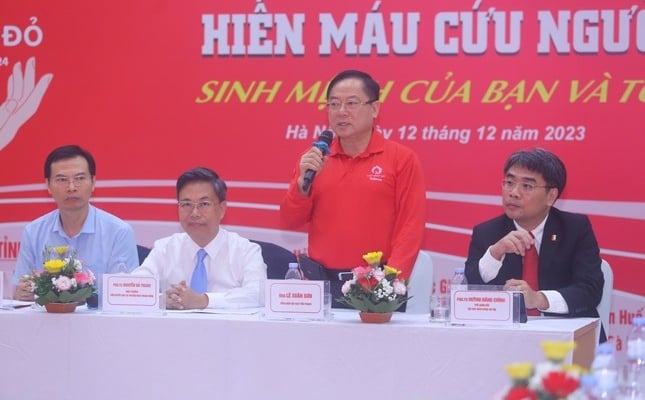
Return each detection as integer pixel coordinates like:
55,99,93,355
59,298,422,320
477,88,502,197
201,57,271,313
132,228,267,308
478,216,569,314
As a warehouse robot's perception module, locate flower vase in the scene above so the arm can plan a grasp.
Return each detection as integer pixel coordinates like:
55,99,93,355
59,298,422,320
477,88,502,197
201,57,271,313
359,311,393,323
44,302,77,313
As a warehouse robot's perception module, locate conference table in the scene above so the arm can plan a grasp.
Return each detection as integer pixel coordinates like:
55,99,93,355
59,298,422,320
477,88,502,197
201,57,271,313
0,305,598,400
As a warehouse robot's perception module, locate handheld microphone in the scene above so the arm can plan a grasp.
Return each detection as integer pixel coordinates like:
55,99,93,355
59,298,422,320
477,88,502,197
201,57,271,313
302,130,333,192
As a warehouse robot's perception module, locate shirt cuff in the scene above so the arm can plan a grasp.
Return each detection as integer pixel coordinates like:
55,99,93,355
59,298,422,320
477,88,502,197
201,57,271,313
479,247,505,283
539,290,569,313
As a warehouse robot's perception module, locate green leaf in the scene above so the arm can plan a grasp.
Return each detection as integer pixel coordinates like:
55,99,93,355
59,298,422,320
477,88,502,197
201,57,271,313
36,290,60,305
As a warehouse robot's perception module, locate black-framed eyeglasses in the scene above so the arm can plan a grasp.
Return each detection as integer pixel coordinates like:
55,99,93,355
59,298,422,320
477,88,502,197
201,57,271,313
501,179,551,194
325,99,377,112
178,201,214,212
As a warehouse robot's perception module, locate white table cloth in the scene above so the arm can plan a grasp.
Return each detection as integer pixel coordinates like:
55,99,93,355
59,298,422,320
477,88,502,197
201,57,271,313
0,305,598,400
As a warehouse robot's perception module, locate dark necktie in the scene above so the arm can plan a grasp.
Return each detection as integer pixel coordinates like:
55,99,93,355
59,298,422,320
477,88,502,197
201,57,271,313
190,249,208,293
523,232,540,316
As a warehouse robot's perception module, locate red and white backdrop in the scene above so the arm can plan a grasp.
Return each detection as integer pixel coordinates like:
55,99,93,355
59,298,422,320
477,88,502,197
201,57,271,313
1,0,643,356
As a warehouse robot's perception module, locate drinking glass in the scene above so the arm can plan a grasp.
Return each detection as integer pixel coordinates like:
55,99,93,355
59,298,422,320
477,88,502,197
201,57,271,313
430,295,450,323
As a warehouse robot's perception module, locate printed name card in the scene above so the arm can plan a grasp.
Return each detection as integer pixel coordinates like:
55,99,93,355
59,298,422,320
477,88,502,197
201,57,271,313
264,279,329,320
0,272,3,305
102,274,161,313
450,288,516,325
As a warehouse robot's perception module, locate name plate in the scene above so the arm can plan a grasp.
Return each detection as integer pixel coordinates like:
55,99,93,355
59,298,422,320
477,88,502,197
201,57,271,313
102,274,161,313
450,288,517,326
264,279,329,320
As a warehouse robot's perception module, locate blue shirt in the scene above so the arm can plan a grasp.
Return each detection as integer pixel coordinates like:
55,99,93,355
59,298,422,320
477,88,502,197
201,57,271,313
12,204,139,285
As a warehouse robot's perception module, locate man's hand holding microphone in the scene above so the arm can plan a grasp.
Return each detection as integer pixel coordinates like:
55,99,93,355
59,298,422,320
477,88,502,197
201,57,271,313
299,130,333,194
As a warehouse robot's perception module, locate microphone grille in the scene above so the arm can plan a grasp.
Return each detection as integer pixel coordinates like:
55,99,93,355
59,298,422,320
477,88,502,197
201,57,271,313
320,130,334,144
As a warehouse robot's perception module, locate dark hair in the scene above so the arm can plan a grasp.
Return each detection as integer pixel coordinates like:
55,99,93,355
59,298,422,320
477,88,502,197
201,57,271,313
326,70,380,102
176,167,227,202
44,145,96,179
504,148,567,199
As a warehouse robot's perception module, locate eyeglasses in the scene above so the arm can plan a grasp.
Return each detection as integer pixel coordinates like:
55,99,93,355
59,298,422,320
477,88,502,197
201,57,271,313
51,175,90,187
325,99,377,112
178,201,214,212
501,179,551,194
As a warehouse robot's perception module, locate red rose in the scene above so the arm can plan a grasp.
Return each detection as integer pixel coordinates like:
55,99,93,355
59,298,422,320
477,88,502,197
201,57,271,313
541,371,579,398
505,386,538,400
357,276,378,292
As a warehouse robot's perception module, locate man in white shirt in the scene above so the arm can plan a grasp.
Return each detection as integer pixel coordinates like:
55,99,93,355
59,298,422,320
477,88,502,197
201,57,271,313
132,167,266,309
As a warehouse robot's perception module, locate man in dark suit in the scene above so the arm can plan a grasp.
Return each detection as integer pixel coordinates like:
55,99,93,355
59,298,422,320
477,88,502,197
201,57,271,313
465,148,606,342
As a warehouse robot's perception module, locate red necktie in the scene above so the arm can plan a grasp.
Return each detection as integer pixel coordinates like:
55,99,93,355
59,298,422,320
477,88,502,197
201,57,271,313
523,232,540,316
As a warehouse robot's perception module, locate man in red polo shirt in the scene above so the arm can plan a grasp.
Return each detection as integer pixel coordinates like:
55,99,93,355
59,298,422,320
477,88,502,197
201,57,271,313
280,70,426,308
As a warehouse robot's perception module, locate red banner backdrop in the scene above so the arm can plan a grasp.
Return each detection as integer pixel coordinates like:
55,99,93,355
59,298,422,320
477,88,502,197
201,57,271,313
1,0,643,350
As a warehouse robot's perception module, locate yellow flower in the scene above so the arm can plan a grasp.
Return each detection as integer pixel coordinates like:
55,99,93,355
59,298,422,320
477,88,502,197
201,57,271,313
54,246,69,257
43,259,66,274
505,362,533,380
383,264,401,276
562,363,587,375
362,251,383,267
541,341,576,362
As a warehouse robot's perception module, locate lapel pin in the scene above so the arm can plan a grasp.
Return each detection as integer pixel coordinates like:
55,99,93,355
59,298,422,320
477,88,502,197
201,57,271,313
551,234,557,241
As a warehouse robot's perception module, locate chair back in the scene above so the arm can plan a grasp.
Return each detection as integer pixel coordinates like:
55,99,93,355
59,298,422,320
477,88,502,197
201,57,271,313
137,245,151,266
406,251,434,314
250,240,297,279
598,259,614,334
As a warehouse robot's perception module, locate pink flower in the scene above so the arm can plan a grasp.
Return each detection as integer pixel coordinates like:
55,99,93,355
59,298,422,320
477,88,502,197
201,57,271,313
352,266,372,280
53,276,73,291
86,268,96,282
392,279,407,295
74,272,92,286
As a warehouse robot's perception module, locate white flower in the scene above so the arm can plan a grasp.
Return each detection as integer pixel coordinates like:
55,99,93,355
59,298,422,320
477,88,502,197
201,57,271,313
372,269,385,281
341,280,353,295
71,258,83,271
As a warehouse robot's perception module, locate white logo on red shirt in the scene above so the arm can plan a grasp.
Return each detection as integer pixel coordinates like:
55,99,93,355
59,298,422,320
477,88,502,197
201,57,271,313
368,165,384,181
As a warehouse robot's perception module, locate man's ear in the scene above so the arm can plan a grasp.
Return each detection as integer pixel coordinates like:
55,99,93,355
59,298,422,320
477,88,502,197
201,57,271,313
547,188,559,206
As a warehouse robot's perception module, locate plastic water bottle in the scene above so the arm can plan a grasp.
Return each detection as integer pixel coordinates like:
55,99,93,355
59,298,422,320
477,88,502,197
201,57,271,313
592,342,619,399
619,317,645,399
284,262,302,280
580,374,600,400
450,267,468,291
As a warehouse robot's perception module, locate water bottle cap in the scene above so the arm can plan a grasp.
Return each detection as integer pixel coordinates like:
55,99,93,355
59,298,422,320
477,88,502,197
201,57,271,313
596,342,614,355
632,317,645,327
288,262,299,269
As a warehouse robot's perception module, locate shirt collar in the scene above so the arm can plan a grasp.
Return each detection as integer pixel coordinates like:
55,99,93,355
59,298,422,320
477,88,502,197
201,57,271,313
187,228,227,260
329,130,385,158
513,214,548,247
52,205,96,238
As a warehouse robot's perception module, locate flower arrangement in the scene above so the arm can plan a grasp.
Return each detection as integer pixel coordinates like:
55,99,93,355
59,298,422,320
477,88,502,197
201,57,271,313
338,251,408,313
30,245,96,305
503,341,588,400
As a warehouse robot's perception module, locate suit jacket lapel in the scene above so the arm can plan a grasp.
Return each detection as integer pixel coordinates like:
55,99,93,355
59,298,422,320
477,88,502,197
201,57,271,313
539,209,561,274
